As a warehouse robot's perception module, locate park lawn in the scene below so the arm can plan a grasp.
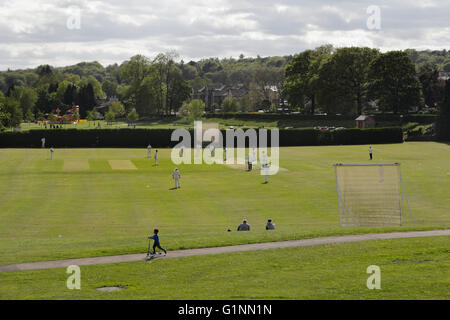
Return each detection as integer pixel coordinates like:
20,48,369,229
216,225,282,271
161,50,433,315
18,116,405,131
0,142,449,265
0,236,448,300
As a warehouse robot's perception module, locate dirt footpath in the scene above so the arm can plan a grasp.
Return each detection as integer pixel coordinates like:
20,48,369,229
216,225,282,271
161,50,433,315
0,230,448,273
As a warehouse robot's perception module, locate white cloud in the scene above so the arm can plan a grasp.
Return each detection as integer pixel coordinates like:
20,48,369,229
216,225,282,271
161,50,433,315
0,0,449,70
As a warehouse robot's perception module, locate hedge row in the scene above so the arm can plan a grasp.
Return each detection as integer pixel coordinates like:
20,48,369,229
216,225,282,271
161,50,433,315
205,112,437,124
0,127,403,148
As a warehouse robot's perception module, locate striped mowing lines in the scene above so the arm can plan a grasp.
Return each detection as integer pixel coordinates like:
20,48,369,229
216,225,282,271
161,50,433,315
108,160,137,170
63,160,90,171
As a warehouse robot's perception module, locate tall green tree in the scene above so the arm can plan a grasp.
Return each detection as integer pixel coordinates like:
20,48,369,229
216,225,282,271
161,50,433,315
221,97,239,112
126,108,139,125
86,109,98,125
418,64,443,108
109,101,125,118
2,96,22,127
8,86,38,118
437,80,450,141
318,47,380,115
78,83,96,117
105,110,115,124
102,80,117,98
284,45,333,113
368,51,423,114
0,91,8,130
179,99,204,121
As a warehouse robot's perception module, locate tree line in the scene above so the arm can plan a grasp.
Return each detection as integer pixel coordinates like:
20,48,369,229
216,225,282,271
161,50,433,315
0,48,449,131
283,46,446,115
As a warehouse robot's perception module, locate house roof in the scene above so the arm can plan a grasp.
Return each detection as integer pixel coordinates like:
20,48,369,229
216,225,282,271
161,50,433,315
355,115,374,121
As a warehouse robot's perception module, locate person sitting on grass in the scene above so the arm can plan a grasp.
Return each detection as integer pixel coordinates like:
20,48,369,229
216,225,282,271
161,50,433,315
265,219,276,230
237,220,250,231
148,229,167,255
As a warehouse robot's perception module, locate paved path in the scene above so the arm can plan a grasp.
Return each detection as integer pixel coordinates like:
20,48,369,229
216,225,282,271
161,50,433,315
0,230,448,273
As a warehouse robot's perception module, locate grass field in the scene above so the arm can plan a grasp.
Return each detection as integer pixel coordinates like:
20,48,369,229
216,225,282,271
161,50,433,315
0,142,449,267
18,117,408,131
0,236,448,299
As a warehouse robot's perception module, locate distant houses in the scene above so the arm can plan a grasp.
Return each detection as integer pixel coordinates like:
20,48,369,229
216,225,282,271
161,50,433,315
192,84,248,111
192,83,281,112
96,96,119,117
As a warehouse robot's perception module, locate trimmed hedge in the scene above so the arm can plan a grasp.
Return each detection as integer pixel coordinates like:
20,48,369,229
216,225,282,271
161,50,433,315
205,112,437,124
0,127,403,148
0,129,178,148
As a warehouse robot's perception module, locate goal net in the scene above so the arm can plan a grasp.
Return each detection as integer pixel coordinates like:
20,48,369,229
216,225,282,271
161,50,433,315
333,163,412,227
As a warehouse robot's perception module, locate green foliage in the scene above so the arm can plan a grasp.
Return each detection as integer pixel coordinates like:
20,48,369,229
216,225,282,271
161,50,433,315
105,111,115,124
368,51,423,114
239,96,251,112
126,108,139,124
2,96,23,128
318,47,380,115
25,109,35,122
78,76,106,100
437,80,450,141
102,80,117,98
284,45,333,113
109,101,125,118
1,48,448,121
0,92,8,130
72,109,80,122
86,109,99,123
418,64,443,108
406,48,450,72
62,114,71,124
119,53,191,116
179,99,205,121
221,97,239,113
47,113,57,123
36,110,45,121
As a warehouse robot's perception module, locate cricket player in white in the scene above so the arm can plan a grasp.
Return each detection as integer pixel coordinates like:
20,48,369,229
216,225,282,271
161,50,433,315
180,146,184,157
147,145,152,158
41,138,46,148
261,151,269,183
154,150,159,166
172,168,181,189
50,147,54,160
264,165,269,183
261,151,268,167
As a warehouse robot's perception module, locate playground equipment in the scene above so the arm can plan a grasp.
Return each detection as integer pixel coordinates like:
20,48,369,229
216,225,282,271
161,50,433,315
56,105,80,124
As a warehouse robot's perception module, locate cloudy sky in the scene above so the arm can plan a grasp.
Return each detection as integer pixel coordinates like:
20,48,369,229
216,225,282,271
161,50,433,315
0,0,449,70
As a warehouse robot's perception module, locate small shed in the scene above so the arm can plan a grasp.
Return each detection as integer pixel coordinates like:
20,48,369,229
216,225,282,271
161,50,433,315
355,115,376,128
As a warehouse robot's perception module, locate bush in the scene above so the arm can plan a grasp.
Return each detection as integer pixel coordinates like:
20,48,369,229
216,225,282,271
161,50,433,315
0,127,404,148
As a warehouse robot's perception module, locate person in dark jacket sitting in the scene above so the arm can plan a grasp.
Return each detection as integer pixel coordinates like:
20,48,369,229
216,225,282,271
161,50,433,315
237,220,250,231
265,219,276,230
